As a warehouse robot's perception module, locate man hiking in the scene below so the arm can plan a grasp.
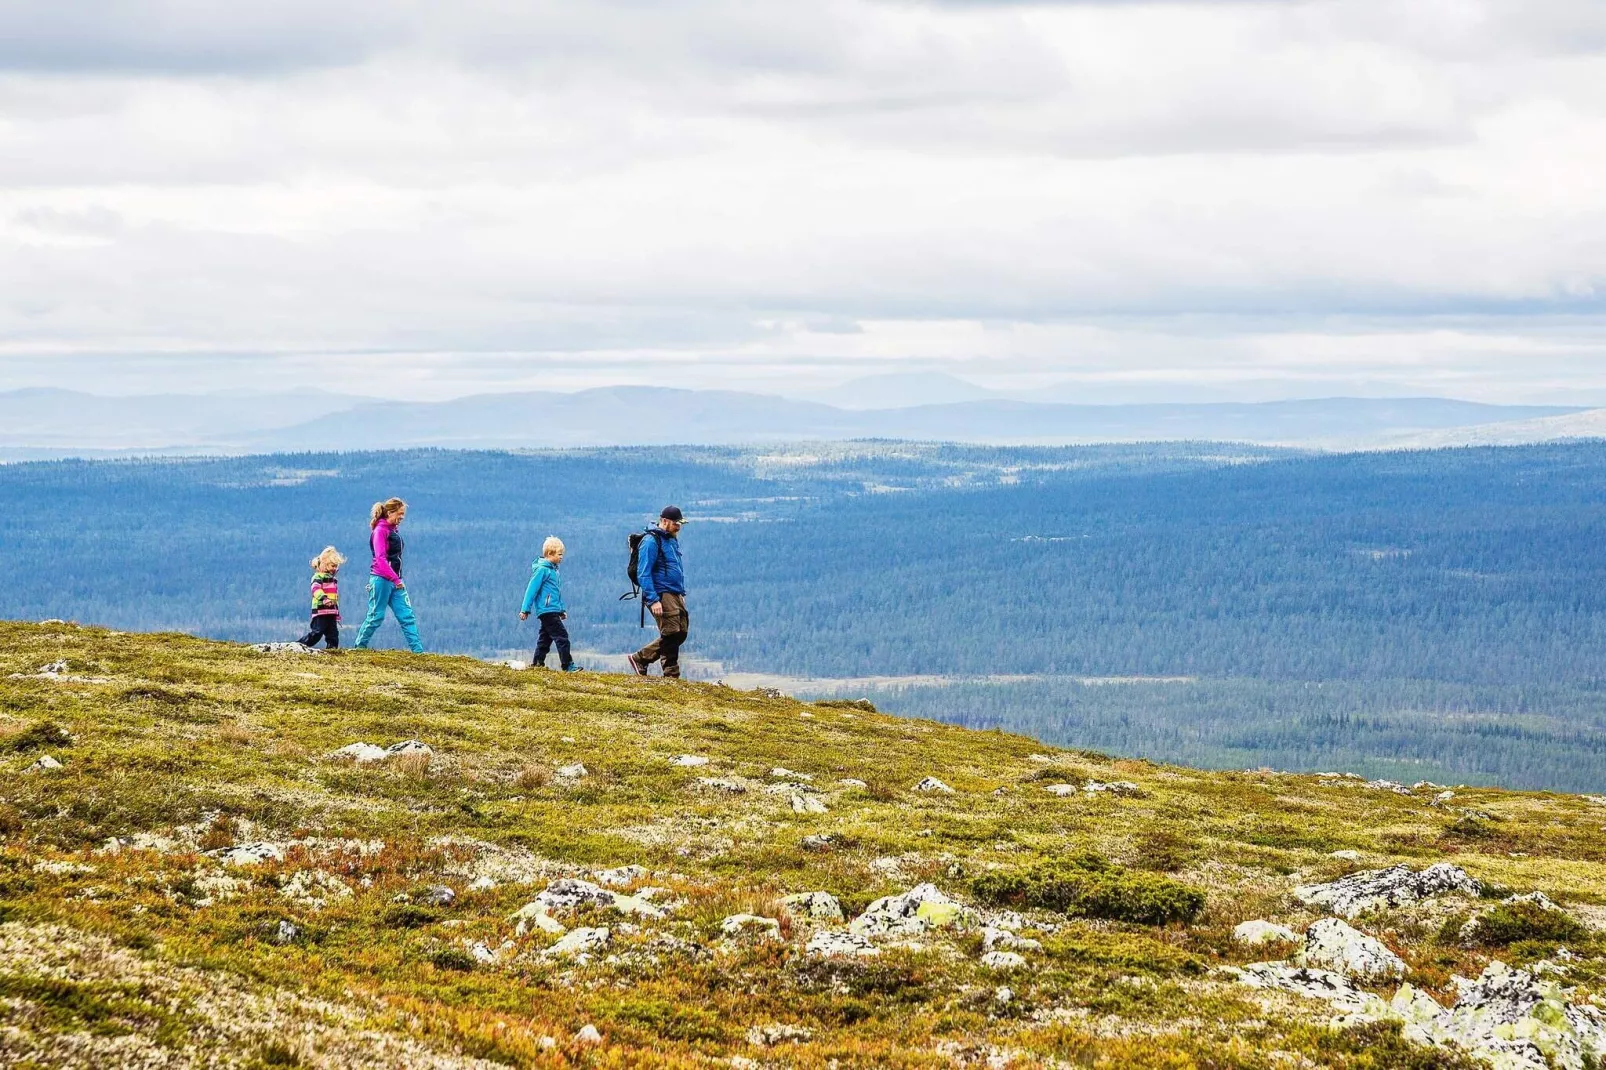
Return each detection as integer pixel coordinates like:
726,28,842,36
627,505,688,678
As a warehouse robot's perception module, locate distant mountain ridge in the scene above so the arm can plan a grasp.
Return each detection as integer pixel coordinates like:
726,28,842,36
0,385,1585,455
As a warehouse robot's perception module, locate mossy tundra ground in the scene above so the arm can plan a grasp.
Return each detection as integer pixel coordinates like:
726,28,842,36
0,621,1602,1068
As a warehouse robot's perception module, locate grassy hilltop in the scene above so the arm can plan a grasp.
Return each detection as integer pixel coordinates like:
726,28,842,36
0,622,1603,1068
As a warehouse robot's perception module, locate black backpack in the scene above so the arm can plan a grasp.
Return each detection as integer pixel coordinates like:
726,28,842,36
621,527,664,626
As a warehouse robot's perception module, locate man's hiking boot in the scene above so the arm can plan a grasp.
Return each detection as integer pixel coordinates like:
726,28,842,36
626,653,648,676
563,665,584,673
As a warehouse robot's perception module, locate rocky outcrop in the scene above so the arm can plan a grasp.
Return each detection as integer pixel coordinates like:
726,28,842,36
1295,863,1480,918
850,884,972,938
781,891,844,922
805,930,879,958
1293,918,1408,983
1238,957,1606,1070
533,878,662,919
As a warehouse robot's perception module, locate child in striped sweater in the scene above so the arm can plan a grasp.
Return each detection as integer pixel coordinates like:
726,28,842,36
297,546,346,648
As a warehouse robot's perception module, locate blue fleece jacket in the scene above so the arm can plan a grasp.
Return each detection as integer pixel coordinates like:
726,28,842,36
521,558,566,616
638,528,684,606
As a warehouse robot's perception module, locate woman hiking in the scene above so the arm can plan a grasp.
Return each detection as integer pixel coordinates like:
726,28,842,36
353,497,424,653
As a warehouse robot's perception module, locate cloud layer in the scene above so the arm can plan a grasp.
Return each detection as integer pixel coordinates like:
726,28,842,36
2,0,1604,401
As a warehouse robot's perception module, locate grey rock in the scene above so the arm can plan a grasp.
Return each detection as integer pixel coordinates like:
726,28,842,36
385,739,432,760
250,642,321,656
535,878,617,912
1294,918,1409,983
509,903,567,936
1441,960,1606,1070
791,793,828,814
851,883,971,937
697,776,747,794
544,927,611,960
720,914,782,939
982,927,1041,952
419,884,456,907
781,891,844,922
1235,962,1378,1014
913,777,955,794
1295,862,1481,918
1233,920,1301,948
980,950,1027,970
1329,850,1362,861
837,778,868,788
595,864,647,888
206,842,286,867
25,754,64,773
328,742,388,764
555,762,587,780
1043,783,1079,796
573,1023,604,1045
273,920,301,944
805,930,880,958
670,754,709,767
801,834,837,852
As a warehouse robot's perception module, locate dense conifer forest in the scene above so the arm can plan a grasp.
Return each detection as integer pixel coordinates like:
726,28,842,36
2,441,1604,789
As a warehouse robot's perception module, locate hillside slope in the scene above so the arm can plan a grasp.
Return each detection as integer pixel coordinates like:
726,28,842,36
0,623,1603,1068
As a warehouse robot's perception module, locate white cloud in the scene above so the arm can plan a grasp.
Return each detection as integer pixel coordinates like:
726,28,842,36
0,0,1602,401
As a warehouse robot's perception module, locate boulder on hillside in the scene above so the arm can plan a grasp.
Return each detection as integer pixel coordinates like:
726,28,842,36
328,743,388,764
851,883,972,938
781,891,844,922
535,878,617,912
913,777,954,794
510,902,567,936
544,927,610,960
1294,918,1408,983
1234,920,1301,948
805,930,879,958
1295,863,1481,918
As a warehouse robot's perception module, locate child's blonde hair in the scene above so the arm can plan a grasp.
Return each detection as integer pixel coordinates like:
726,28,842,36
542,536,565,559
310,546,347,571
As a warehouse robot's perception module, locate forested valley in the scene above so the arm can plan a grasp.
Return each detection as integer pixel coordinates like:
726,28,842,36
2,440,1604,790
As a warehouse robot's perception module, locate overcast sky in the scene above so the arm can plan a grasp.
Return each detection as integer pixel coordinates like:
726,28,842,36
2,0,1604,402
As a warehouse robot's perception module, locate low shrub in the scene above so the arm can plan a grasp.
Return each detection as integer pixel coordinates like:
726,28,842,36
428,947,478,972
1463,901,1586,948
381,904,441,929
814,698,878,713
3,721,72,753
972,860,1204,925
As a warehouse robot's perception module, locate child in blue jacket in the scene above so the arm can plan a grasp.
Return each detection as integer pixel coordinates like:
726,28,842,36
520,537,580,671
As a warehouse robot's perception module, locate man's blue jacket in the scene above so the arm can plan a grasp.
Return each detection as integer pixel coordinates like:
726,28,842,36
638,529,684,606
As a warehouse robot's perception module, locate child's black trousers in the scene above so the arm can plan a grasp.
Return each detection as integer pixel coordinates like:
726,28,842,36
533,612,572,669
299,615,339,648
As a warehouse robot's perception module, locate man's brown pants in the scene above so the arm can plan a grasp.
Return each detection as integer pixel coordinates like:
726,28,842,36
635,592,688,678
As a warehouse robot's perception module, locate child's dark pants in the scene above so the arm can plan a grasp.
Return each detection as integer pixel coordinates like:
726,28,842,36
533,612,572,669
299,616,340,648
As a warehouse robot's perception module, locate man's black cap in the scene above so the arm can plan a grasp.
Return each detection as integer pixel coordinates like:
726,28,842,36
660,505,685,522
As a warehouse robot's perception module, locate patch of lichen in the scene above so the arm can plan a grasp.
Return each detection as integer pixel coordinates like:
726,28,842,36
0,620,1602,1067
